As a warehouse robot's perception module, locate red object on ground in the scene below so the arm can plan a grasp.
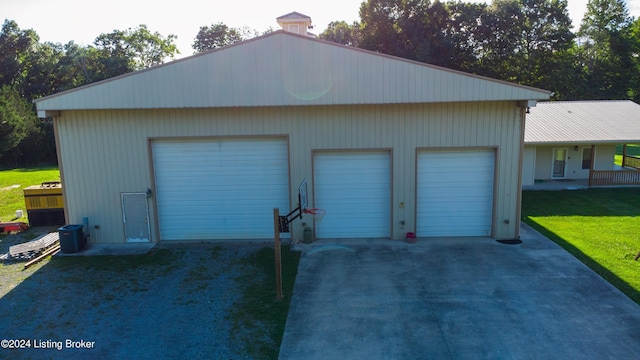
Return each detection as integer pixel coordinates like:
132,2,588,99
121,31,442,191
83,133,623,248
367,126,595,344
406,232,416,243
0,222,29,233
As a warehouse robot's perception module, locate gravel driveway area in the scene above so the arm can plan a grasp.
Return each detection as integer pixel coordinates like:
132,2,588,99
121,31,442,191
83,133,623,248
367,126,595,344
0,230,278,360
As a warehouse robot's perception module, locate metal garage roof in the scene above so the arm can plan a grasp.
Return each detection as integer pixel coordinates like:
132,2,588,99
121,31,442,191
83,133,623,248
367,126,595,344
35,30,551,117
525,100,640,144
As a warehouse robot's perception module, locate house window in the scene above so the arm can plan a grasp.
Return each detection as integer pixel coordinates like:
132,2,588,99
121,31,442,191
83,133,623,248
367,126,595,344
582,147,592,170
288,24,299,34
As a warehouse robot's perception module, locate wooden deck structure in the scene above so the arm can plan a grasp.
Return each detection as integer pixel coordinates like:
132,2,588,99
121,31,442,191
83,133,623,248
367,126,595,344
622,152,640,169
590,170,640,186
588,145,640,186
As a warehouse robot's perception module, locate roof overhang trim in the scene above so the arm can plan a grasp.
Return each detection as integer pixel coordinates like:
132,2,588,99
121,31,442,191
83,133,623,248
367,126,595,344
37,110,60,118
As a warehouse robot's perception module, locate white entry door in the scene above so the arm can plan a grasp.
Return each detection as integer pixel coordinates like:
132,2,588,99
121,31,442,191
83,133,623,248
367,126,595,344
122,192,151,243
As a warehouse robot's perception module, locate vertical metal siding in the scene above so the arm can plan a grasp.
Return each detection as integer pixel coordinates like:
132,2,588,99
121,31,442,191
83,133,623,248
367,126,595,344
36,33,549,111
56,101,522,243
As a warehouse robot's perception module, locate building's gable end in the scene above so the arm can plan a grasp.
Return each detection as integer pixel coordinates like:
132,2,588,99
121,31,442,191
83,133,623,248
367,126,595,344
36,31,550,114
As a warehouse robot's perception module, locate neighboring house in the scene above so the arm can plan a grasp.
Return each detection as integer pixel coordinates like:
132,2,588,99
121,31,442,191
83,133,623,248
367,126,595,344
34,28,550,246
523,100,640,187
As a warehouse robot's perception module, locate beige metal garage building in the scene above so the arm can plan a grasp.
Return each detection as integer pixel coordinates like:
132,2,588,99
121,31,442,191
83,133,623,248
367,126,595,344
35,30,551,245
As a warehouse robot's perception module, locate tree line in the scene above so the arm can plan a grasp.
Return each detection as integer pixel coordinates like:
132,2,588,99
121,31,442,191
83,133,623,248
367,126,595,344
0,19,264,167
322,0,640,102
0,22,182,167
1,0,639,167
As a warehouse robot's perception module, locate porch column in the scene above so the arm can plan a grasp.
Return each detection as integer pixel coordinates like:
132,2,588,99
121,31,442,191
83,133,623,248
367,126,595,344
588,144,596,186
622,144,627,167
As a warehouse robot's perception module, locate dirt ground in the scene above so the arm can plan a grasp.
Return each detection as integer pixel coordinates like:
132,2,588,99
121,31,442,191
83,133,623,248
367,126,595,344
0,228,275,359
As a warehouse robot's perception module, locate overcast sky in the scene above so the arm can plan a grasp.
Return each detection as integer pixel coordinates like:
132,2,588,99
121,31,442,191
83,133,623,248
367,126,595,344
3,0,640,58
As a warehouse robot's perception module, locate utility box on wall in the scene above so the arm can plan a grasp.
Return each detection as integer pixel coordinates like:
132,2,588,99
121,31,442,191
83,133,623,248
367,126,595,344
23,182,65,226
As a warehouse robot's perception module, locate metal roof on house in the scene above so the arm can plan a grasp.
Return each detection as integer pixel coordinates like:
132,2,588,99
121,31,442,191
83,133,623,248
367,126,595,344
35,31,551,116
276,11,311,20
525,100,640,144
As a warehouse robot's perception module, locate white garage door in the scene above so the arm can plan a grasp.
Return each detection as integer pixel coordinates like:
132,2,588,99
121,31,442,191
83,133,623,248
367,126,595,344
417,149,494,237
314,151,390,238
152,138,289,240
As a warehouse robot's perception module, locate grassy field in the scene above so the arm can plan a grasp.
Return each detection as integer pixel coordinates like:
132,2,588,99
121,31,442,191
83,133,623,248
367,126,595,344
615,144,640,166
522,188,640,304
0,167,60,222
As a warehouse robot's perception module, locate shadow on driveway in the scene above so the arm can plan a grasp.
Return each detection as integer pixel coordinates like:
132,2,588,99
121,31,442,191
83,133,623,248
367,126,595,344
279,224,640,359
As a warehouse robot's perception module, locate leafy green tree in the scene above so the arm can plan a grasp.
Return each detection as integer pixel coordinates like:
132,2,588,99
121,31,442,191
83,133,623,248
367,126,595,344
357,0,575,90
22,42,68,100
358,0,405,57
0,19,39,88
399,0,453,65
359,0,456,66
126,25,179,69
13,119,56,166
480,0,574,89
192,23,250,53
0,21,180,165
575,0,635,99
94,25,178,71
629,18,640,102
57,41,98,88
444,1,489,72
0,85,37,165
320,21,361,46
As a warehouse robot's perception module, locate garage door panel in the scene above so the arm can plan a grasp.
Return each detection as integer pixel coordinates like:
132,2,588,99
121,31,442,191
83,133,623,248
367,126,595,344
421,201,491,214
417,149,494,237
423,193,493,202
424,171,493,182
315,152,391,239
153,138,289,240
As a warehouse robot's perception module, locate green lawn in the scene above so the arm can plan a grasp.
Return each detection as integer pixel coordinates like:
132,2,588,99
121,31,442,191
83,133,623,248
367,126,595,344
522,188,640,304
0,167,60,223
615,144,640,166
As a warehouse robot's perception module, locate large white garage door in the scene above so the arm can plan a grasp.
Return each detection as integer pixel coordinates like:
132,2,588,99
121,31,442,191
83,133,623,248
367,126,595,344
417,149,494,237
152,138,289,240
314,151,390,238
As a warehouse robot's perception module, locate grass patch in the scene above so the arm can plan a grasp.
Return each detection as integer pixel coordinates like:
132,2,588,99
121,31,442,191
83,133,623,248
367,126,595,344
522,188,640,304
230,245,301,359
614,144,640,166
0,166,60,223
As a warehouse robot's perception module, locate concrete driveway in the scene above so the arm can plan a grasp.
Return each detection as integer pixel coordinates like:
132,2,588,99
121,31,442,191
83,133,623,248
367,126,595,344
279,224,640,359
